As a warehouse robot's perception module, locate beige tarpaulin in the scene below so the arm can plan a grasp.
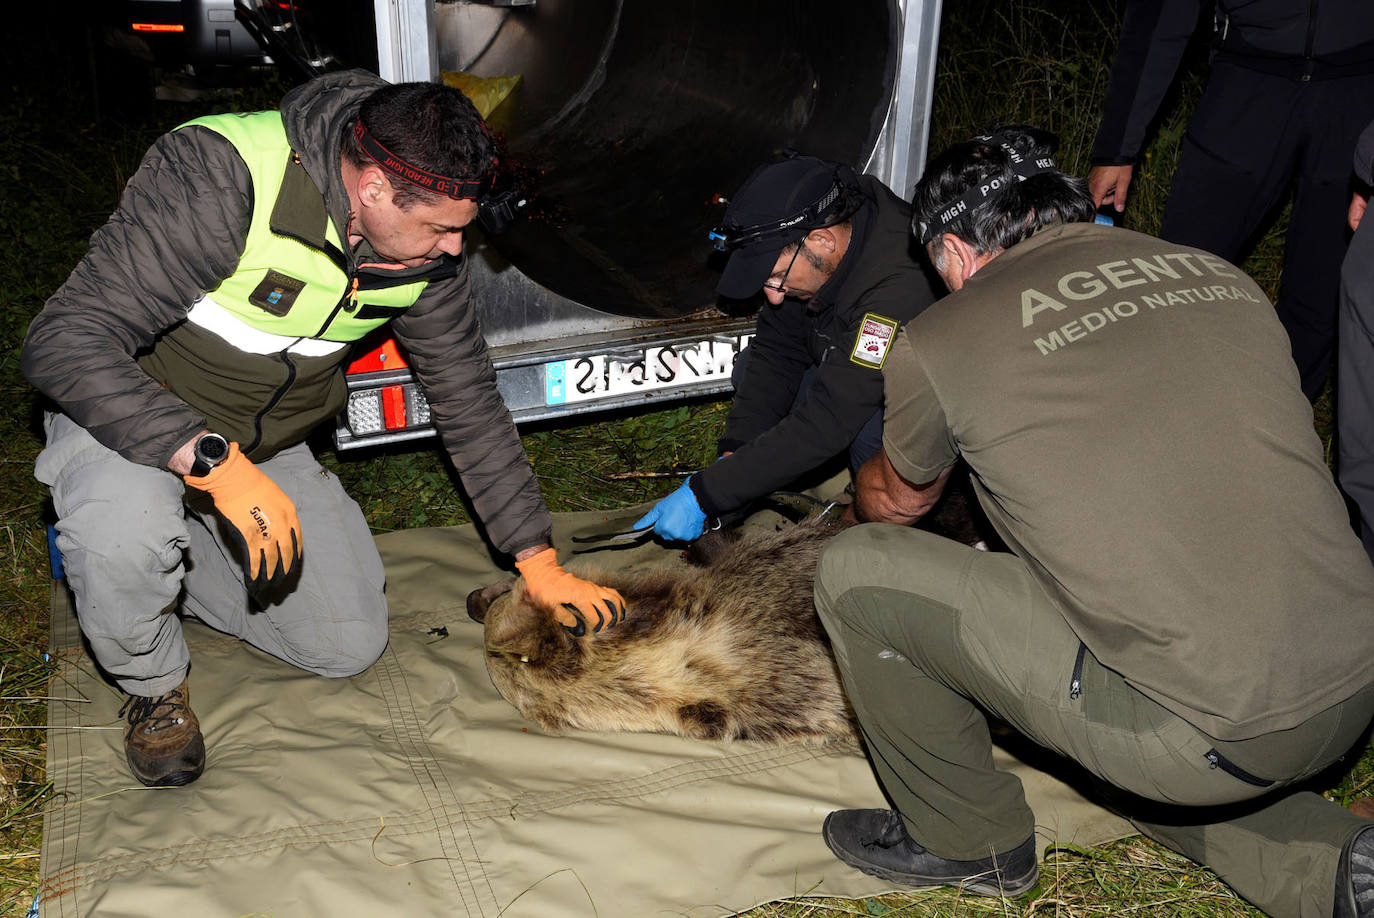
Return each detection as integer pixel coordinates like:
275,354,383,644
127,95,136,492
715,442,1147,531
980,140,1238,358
38,508,1130,918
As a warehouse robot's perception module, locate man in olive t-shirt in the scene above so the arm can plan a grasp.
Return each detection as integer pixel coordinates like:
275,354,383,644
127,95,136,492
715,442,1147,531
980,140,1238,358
814,126,1374,918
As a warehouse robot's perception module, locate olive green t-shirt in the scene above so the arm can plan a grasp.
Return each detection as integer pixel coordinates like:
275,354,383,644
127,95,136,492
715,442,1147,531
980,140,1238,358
884,222,1374,740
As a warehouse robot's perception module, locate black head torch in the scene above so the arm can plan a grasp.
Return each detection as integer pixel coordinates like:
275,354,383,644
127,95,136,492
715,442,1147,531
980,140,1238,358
352,119,528,236
916,132,1057,244
708,169,859,254
476,187,528,235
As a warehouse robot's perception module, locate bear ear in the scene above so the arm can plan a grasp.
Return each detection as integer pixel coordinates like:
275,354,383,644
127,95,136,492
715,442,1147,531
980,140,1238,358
466,579,514,624
485,583,559,658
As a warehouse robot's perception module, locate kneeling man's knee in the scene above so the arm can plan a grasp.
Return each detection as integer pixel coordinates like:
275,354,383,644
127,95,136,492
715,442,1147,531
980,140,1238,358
818,524,890,589
816,525,891,625
283,609,389,678
319,619,388,678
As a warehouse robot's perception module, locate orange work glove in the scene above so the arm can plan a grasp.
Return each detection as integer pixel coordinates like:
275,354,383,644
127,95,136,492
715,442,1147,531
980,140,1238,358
514,547,626,636
184,443,301,599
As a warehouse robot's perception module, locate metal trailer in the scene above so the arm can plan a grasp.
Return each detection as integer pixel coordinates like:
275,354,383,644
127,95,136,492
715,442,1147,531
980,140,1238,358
337,0,942,449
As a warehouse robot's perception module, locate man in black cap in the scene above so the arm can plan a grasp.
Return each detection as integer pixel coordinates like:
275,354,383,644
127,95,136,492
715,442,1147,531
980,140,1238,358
635,155,939,540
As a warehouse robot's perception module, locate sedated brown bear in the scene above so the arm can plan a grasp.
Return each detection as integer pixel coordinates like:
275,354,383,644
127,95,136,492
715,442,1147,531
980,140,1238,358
466,517,860,745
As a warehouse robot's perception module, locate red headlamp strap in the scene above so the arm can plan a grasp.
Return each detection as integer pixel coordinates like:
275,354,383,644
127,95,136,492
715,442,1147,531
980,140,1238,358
352,119,496,201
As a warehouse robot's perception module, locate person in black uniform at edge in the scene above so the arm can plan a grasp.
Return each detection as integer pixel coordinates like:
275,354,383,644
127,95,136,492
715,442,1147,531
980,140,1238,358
633,155,939,541
1340,120,1374,564
1089,0,1374,401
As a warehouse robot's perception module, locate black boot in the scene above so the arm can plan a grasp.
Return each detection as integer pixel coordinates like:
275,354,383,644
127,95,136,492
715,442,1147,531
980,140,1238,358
823,808,1037,897
1335,825,1374,918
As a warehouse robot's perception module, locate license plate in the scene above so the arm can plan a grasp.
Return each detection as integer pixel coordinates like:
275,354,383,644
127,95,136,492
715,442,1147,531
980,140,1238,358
544,335,752,406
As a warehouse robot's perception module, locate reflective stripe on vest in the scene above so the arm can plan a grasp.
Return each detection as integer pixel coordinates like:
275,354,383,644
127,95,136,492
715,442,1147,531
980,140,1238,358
178,112,428,343
184,294,349,356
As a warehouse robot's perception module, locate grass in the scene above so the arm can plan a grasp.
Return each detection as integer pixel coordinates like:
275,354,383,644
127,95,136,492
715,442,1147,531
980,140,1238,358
0,1,1366,916
319,399,730,532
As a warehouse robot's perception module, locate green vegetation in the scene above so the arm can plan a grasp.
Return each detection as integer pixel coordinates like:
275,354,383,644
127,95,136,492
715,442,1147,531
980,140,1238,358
0,2,1363,916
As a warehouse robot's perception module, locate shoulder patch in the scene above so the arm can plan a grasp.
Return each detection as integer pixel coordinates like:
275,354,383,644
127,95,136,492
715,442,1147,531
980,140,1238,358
850,312,899,368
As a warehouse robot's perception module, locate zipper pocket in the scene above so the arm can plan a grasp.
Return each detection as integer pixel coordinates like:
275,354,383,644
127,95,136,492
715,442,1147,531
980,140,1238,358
1069,641,1087,700
1204,748,1275,788
244,347,300,456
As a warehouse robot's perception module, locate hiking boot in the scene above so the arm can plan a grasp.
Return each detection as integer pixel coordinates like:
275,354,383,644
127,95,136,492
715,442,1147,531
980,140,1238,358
1334,825,1374,918
118,679,205,787
823,808,1038,897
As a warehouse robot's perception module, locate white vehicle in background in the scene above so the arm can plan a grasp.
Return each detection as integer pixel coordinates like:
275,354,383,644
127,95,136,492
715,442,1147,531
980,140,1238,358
123,0,350,83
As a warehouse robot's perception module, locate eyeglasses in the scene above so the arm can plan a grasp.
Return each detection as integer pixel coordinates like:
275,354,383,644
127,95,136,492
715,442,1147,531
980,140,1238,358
762,242,805,293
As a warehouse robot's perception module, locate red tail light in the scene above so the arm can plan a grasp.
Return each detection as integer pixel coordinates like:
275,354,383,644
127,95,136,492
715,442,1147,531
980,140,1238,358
381,385,408,430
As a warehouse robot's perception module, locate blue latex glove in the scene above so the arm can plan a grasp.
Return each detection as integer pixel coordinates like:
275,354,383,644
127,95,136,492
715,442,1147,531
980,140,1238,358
634,477,707,542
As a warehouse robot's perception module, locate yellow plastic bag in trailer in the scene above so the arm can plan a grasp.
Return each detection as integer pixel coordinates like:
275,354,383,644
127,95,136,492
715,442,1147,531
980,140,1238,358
442,70,522,119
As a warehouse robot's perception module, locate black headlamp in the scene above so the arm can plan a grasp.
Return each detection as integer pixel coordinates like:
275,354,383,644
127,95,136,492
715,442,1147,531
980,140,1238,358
708,171,855,253
353,119,496,200
916,132,1057,244
353,118,528,235
476,189,528,235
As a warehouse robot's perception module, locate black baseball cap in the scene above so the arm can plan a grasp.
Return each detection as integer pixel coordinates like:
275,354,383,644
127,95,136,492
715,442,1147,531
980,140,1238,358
714,156,854,299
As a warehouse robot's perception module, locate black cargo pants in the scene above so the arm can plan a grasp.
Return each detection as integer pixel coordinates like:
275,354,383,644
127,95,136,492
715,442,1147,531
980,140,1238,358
1160,60,1374,401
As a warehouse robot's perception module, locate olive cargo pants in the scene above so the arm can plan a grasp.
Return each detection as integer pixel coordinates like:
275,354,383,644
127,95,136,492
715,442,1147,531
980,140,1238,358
814,524,1374,918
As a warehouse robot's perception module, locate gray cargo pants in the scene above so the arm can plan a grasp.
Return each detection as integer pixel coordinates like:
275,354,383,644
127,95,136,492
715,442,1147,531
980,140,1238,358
815,524,1374,918
36,413,389,696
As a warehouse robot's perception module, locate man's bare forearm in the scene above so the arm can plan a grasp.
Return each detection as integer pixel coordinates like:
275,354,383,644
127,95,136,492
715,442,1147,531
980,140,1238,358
853,451,952,525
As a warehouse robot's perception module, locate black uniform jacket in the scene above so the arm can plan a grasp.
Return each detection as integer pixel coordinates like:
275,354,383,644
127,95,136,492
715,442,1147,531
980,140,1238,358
1092,0,1374,166
690,175,939,517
